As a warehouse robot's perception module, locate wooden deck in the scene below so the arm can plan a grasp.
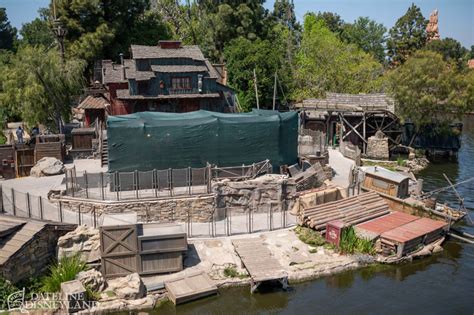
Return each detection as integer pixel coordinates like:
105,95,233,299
232,238,288,293
164,271,217,305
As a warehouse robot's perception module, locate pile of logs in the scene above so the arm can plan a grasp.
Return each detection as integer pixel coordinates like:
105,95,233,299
301,192,390,231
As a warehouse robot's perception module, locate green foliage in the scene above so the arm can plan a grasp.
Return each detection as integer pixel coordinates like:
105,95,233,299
0,8,17,51
387,4,428,66
0,277,18,310
0,45,86,130
294,226,326,247
224,36,289,111
424,38,469,69
341,17,387,63
19,9,55,48
389,50,474,130
339,226,375,255
41,255,87,293
292,15,384,101
314,11,344,35
223,266,247,279
396,156,407,167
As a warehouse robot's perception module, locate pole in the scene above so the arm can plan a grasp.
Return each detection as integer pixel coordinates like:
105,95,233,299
273,70,277,111
253,68,259,109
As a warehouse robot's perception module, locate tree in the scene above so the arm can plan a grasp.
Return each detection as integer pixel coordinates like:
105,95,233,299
292,15,383,101
341,17,387,63
0,8,17,51
470,45,474,59
389,50,474,130
273,0,299,31
19,9,55,47
313,11,344,35
54,0,169,65
224,37,288,111
387,4,428,66
425,38,468,69
0,46,86,131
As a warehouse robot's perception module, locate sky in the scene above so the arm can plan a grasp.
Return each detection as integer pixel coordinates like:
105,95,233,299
1,0,473,47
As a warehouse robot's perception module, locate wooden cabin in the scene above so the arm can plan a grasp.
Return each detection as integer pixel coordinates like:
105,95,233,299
361,166,410,199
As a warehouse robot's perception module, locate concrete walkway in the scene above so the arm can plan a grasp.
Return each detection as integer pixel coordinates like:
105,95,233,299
327,148,355,188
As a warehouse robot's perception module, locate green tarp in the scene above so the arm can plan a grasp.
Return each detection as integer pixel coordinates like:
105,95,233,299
107,110,298,172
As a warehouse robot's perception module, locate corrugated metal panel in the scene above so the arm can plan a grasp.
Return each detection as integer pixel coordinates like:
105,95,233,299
356,212,418,236
381,218,447,243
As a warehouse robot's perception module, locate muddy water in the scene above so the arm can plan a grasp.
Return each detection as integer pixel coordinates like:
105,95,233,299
155,116,474,315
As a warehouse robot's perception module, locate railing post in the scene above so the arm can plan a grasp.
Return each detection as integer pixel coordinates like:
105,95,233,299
100,172,105,201
93,206,97,228
78,204,82,225
59,201,63,222
135,170,139,199
168,168,173,197
11,188,16,216
115,171,120,201
152,169,157,198
84,171,89,199
188,167,192,195
39,196,43,220
26,192,31,218
242,164,245,177
65,169,69,195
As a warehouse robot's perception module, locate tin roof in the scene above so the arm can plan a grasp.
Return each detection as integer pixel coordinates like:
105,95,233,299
381,217,447,243
361,166,410,184
77,95,110,110
356,212,419,236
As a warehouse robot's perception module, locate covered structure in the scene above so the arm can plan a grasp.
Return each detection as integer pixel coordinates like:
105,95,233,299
106,110,298,172
77,95,110,127
361,166,410,199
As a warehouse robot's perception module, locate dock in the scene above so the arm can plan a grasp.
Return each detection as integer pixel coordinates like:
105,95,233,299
164,271,218,305
232,238,288,293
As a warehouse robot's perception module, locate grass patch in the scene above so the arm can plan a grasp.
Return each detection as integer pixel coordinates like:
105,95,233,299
339,227,375,255
41,255,87,292
223,266,247,279
294,226,326,247
396,156,407,167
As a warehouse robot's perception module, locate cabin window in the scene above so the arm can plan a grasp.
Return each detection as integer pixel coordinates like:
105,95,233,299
171,77,191,89
372,178,390,190
137,81,149,95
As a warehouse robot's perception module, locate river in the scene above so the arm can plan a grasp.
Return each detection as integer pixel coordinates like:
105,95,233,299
156,116,474,315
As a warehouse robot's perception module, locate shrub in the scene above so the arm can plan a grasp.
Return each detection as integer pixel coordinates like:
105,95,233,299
294,226,326,247
396,156,407,167
223,266,247,279
41,255,87,292
0,277,18,310
339,227,375,255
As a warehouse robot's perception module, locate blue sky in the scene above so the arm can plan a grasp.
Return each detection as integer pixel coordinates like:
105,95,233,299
1,0,473,47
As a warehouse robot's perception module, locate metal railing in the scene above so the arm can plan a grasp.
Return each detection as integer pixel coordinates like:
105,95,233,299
64,160,272,201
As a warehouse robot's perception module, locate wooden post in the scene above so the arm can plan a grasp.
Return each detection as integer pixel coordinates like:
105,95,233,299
78,204,82,225
115,171,120,201
363,112,367,154
93,206,97,228
84,171,89,199
135,170,139,199
100,172,105,200
59,201,63,222
168,168,173,197
253,68,259,109
153,169,158,198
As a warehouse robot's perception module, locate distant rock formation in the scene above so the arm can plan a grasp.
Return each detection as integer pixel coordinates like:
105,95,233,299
427,9,440,41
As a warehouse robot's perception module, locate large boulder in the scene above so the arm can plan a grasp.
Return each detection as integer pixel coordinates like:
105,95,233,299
57,226,101,263
107,273,146,300
30,157,65,177
76,269,107,292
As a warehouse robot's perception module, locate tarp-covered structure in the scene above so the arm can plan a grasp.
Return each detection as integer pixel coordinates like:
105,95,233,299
107,110,298,172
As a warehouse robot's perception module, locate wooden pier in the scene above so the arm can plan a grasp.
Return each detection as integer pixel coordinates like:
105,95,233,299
232,238,288,293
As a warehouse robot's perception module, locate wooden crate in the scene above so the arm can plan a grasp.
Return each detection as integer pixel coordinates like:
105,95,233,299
0,144,15,179
15,146,35,177
35,141,65,162
71,128,95,150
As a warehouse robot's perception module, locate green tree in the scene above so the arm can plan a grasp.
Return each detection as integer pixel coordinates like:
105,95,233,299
19,9,55,47
389,50,473,130
0,8,17,51
470,45,474,59
425,38,468,69
292,15,383,101
0,46,86,131
313,11,344,35
224,37,287,111
387,4,428,66
341,17,387,63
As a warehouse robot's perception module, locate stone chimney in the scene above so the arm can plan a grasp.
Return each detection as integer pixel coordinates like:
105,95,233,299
158,40,182,49
119,53,126,81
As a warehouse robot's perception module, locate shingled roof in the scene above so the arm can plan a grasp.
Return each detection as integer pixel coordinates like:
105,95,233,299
77,95,110,109
131,44,206,60
295,93,395,113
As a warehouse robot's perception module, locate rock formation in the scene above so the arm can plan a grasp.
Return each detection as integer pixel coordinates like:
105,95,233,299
57,225,101,263
30,157,65,177
427,9,440,41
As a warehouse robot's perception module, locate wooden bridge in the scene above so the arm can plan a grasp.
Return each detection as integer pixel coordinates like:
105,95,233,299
232,238,288,293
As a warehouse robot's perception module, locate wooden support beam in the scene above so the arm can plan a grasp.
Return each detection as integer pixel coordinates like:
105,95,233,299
339,113,367,144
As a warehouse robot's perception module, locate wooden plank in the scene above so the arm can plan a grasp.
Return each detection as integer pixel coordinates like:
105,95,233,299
165,271,217,305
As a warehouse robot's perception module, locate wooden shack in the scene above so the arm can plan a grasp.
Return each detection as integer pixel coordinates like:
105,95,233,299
34,134,66,162
100,222,187,278
361,166,410,199
0,144,15,179
71,128,96,151
15,144,35,177
0,215,76,283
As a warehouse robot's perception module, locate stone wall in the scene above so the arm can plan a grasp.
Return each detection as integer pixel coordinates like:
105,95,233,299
59,194,215,223
1,226,74,283
366,131,389,160
213,174,295,213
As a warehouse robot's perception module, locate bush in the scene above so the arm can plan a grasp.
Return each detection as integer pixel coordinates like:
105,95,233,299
396,156,407,167
41,255,87,292
294,226,326,247
339,227,375,255
0,277,18,310
223,266,247,279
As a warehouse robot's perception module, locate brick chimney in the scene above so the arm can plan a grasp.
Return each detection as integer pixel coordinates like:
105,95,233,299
158,40,182,49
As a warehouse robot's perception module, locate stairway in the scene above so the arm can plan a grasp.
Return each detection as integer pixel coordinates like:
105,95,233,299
101,137,108,167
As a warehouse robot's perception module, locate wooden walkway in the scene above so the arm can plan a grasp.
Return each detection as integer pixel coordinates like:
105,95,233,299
232,238,288,293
